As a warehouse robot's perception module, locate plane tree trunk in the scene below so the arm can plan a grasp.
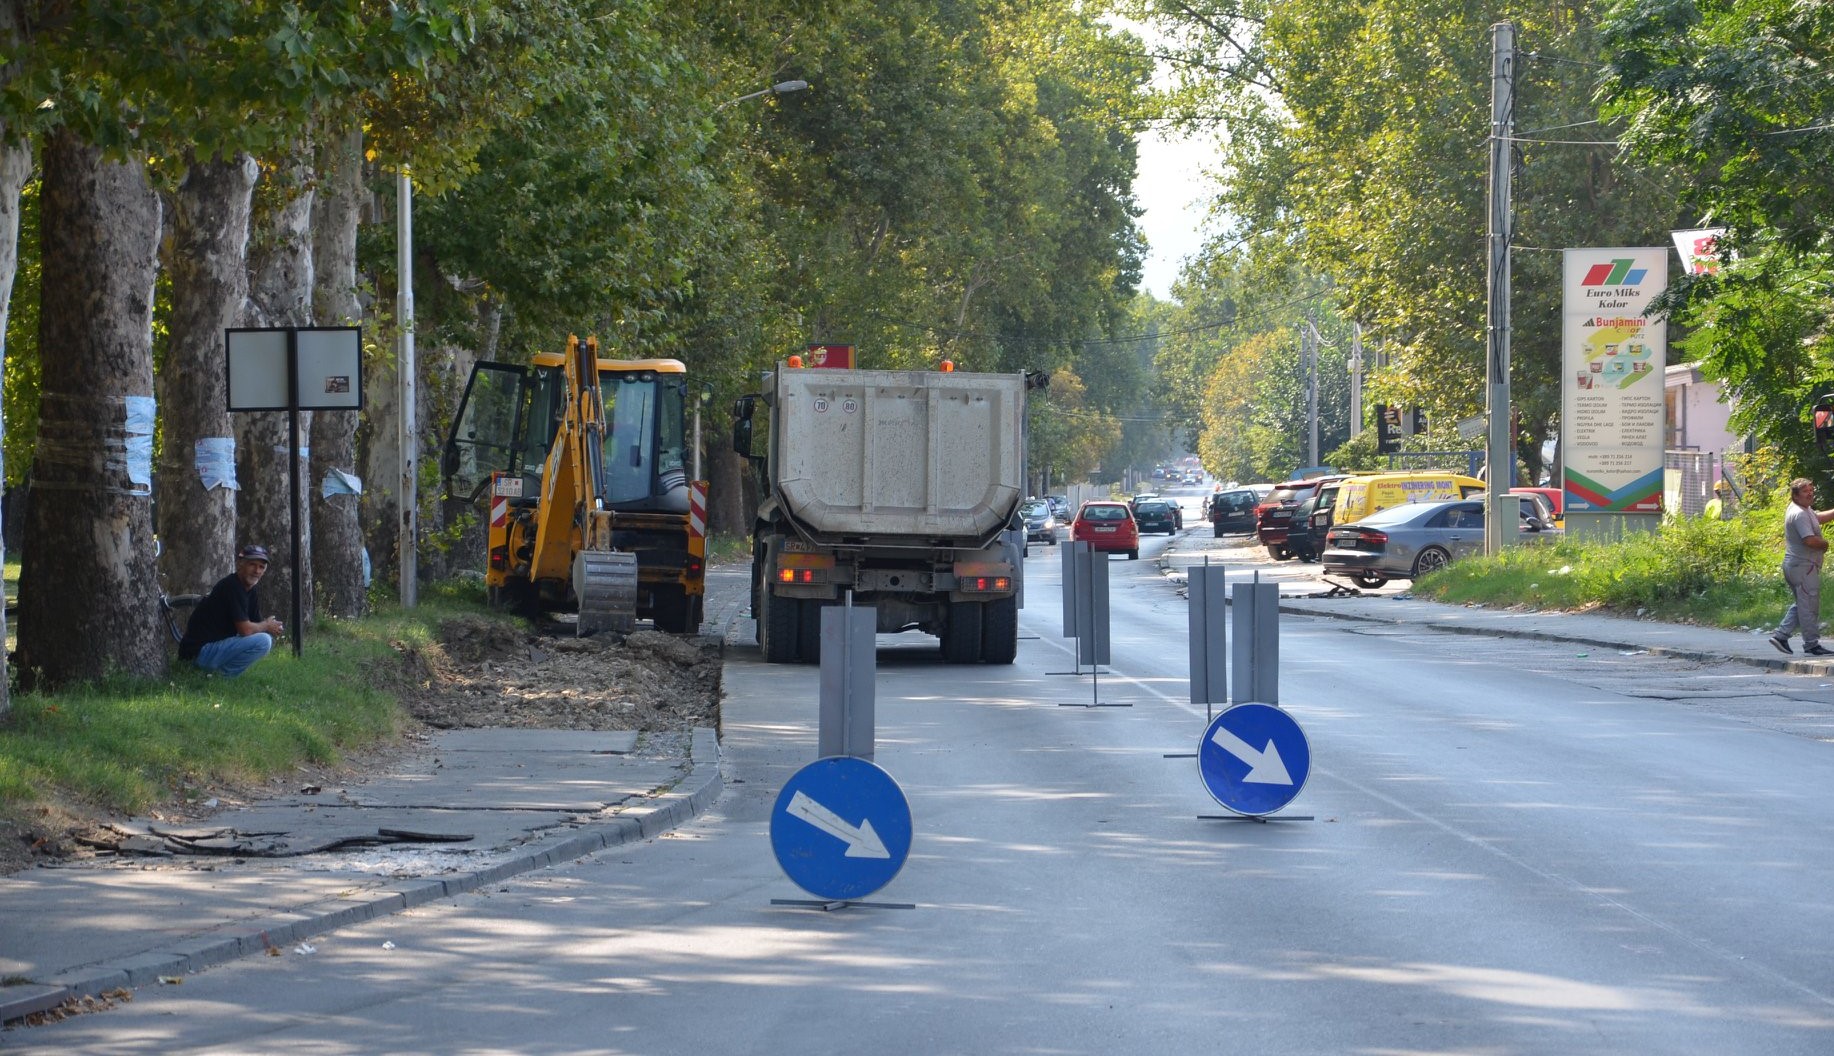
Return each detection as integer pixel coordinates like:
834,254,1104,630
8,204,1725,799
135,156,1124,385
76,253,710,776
16,132,164,688
156,152,257,596
0,127,31,711
309,124,366,618
236,142,315,629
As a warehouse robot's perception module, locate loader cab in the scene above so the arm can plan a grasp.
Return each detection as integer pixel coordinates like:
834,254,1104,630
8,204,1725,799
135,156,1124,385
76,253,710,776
444,355,691,514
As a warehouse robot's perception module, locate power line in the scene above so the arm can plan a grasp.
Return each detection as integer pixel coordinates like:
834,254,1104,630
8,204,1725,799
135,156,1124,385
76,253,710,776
1519,51,1605,70
1508,135,1620,146
868,287,1333,350
1043,405,1196,425
1764,121,1834,136
1515,118,1603,135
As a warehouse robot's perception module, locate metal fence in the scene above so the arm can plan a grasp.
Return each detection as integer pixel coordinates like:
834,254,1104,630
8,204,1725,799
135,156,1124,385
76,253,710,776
1385,450,1484,478
1664,449,1720,518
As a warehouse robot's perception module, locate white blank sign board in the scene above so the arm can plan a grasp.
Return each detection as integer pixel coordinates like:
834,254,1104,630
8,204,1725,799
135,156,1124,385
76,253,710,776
226,327,363,411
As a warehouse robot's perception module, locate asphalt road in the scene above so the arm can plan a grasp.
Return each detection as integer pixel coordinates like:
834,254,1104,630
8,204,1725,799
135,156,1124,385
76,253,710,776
15,517,1834,1055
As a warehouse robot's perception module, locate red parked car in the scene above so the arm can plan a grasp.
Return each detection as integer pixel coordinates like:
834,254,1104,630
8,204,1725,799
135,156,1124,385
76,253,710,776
1071,501,1141,560
1510,486,1565,526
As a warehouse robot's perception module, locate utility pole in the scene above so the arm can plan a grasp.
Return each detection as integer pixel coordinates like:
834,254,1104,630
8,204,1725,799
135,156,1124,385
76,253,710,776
1484,22,1515,556
1304,318,1319,467
398,168,418,607
1349,324,1364,441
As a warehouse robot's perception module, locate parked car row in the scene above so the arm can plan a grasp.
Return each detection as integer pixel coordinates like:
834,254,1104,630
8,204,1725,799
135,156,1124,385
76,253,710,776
1028,474,1560,586
1256,470,1487,562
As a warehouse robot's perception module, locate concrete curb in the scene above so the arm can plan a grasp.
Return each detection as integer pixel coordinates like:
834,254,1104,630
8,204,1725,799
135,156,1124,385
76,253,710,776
1,727,724,1023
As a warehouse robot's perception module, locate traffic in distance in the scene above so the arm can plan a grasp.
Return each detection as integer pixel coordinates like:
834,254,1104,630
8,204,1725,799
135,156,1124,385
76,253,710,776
1027,463,1551,593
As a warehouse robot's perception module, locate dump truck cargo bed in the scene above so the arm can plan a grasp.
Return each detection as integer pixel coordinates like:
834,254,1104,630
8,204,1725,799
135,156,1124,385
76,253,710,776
769,368,1026,542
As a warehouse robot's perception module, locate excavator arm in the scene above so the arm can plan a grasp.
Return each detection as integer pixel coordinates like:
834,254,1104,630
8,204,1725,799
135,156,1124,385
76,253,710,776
528,335,637,635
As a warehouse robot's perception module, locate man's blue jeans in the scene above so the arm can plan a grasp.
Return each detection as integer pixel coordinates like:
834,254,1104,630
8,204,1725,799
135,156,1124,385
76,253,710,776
194,633,273,678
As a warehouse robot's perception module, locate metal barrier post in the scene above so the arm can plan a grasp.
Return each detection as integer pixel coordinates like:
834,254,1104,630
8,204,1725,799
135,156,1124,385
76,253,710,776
1230,574,1279,705
1049,541,1089,675
1188,561,1229,721
818,592,877,760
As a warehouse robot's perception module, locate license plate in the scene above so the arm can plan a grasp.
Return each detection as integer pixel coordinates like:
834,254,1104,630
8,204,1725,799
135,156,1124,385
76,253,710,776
1095,526,1116,533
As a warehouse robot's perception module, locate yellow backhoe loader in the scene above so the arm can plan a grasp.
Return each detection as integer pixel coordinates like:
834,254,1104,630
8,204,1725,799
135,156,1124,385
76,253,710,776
443,335,707,634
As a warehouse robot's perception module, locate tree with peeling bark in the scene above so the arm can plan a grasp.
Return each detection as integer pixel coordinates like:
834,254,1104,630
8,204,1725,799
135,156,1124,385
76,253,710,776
236,144,319,632
4,1,472,688
17,132,167,688
0,0,35,714
157,152,259,600
309,123,368,618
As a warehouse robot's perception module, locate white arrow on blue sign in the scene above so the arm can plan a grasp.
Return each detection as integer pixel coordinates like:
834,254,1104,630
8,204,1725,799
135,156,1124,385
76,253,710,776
771,756,913,901
1198,702,1310,816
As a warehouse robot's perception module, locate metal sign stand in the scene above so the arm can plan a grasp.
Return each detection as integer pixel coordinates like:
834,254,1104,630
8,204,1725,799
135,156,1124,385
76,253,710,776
817,592,876,761
1046,540,1088,675
1230,573,1279,706
1167,558,1227,759
225,327,363,658
1062,543,1127,707
769,899,919,911
774,595,916,912
1196,588,1313,823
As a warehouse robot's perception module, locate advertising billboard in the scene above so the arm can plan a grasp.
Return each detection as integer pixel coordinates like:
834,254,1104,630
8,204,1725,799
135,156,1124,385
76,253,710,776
1561,248,1667,514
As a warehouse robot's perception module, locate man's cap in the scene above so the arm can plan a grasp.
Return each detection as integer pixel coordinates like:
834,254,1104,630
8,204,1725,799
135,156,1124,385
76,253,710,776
237,544,270,563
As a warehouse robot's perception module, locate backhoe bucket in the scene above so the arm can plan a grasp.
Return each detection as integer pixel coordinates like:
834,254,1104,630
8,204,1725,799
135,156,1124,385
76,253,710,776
574,550,638,636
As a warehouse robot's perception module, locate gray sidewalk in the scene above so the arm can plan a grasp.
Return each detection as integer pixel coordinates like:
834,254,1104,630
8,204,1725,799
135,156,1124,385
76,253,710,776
1158,522,1834,675
0,566,758,1025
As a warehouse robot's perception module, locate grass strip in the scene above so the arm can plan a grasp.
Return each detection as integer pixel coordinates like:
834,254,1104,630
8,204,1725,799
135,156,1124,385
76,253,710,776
0,580,496,819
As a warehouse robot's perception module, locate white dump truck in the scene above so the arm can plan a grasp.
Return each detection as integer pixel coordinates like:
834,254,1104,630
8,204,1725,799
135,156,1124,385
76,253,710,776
732,364,1027,664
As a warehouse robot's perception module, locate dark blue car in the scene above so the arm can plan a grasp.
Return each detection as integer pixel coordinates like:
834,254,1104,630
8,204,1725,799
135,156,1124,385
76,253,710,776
1133,499,1179,535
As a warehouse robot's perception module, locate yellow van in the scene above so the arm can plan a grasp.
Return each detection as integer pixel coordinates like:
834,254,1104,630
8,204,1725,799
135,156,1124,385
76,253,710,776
1334,471,1486,525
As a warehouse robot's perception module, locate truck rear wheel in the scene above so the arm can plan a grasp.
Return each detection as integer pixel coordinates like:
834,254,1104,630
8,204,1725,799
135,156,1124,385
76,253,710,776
980,597,1018,664
759,588,800,664
941,600,982,664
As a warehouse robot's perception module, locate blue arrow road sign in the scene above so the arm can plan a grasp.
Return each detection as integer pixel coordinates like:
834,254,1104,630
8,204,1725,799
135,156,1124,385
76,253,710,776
771,756,913,901
1198,702,1310,816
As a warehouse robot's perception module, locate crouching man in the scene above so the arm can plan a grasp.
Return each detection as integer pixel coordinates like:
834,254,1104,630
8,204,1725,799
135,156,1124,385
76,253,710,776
178,544,285,677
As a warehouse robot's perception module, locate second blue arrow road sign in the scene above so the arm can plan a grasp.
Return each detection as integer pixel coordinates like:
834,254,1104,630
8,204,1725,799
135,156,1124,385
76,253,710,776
1198,702,1311,816
771,756,913,901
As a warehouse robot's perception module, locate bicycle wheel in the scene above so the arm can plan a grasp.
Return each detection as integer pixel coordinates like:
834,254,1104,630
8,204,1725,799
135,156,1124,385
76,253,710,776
161,593,204,646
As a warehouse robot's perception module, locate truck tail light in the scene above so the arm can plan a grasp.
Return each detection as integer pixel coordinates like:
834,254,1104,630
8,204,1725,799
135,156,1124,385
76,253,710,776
489,547,509,570
960,576,1012,593
776,552,835,584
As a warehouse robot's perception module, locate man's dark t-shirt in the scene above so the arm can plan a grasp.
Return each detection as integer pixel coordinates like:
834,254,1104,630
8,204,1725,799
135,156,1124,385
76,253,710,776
178,573,263,661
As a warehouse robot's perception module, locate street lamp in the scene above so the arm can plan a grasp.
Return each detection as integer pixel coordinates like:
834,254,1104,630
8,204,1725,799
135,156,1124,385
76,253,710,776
719,79,810,109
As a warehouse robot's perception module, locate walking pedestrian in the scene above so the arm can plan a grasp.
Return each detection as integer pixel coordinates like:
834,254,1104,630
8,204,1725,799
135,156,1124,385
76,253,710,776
1771,478,1834,656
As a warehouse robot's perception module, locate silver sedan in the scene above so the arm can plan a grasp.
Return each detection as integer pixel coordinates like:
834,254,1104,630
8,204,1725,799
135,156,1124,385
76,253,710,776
1320,497,1551,588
